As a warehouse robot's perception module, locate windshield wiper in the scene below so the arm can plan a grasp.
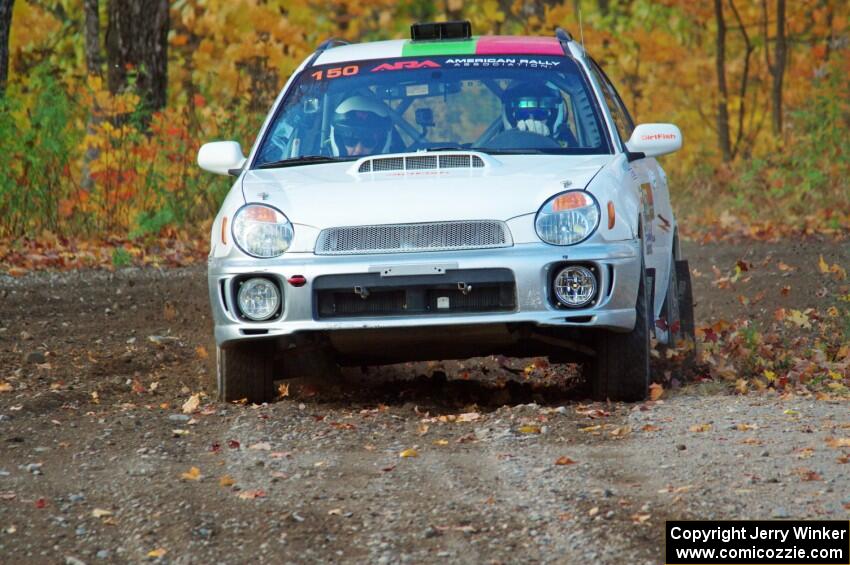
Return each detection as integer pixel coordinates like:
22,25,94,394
476,148,548,155
421,146,470,152
255,155,350,169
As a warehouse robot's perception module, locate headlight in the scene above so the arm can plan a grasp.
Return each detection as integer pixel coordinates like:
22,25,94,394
232,204,293,258
535,190,600,246
237,277,281,321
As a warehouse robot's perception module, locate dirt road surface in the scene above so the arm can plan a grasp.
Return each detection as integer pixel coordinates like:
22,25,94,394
1,240,848,564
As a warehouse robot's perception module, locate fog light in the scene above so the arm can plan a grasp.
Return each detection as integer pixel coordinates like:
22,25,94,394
553,266,597,307
237,278,280,321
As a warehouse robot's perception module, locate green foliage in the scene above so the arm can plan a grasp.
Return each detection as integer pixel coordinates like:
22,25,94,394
111,247,132,267
0,64,81,237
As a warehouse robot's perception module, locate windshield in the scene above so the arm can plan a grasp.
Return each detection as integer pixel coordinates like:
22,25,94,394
253,55,611,167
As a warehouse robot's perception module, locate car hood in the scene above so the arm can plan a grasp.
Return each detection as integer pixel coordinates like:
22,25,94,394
241,154,611,228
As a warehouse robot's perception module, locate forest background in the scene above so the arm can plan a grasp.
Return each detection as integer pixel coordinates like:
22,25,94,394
0,0,848,262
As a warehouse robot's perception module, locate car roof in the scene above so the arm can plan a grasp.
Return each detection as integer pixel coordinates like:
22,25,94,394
313,35,567,66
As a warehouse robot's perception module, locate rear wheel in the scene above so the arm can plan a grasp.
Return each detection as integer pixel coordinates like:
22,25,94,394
585,256,651,402
216,340,277,403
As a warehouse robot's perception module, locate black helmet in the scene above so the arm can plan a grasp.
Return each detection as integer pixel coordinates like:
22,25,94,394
331,96,393,156
502,81,562,130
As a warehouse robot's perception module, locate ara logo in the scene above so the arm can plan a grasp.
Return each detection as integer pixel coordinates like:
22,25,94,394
372,60,441,72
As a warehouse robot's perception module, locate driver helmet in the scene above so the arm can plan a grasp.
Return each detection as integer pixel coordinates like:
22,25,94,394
501,81,564,135
330,95,393,157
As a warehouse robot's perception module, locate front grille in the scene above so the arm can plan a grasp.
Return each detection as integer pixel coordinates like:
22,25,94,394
315,220,512,256
314,269,516,319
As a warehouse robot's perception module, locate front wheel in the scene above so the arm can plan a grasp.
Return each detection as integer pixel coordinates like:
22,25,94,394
585,258,651,402
216,340,277,403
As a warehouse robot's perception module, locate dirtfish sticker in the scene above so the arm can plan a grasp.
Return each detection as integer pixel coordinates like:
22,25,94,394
444,58,561,69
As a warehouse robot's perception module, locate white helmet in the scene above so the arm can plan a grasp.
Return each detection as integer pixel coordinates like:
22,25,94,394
330,95,393,157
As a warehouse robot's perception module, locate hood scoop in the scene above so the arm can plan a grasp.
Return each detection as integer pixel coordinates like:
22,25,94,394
353,151,492,174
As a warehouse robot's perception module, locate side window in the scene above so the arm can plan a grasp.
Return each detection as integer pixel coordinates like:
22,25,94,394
588,59,634,145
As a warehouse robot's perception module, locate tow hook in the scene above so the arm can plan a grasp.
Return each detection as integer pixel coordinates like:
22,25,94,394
354,286,370,299
457,282,472,295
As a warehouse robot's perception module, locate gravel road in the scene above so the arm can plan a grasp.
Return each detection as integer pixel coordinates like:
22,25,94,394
0,240,847,564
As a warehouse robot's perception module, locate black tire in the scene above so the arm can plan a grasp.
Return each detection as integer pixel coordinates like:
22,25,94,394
216,340,277,403
585,256,651,402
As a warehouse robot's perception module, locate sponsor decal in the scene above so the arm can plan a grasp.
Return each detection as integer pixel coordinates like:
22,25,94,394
641,132,677,141
657,214,671,232
372,60,441,72
640,182,656,254
444,57,561,68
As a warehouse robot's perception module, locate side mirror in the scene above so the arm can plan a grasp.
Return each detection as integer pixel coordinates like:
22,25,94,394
625,124,682,159
198,141,246,176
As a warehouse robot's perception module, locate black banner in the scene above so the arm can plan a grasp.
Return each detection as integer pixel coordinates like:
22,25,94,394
666,520,849,564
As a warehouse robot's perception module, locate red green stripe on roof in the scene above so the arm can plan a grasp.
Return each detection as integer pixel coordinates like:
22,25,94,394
401,36,564,57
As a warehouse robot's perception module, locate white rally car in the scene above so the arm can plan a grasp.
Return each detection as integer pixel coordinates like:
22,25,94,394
198,21,694,403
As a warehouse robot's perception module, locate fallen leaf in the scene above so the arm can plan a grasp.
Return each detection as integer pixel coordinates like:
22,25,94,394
248,442,271,450
456,412,481,423
734,379,748,395
579,424,603,433
689,424,712,432
92,508,113,518
399,448,418,458
0,382,13,393
417,422,429,435
227,440,240,449
195,345,208,359
432,439,449,446
35,498,47,509
180,466,202,481
837,455,850,464
381,465,396,472
631,512,651,524
609,425,632,437
795,448,815,459
777,261,795,271
147,548,167,559
327,508,342,516
825,437,850,449
794,468,822,482
649,383,664,401
587,507,599,517
518,425,541,434
219,475,235,487
735,423,758,431
181,393,201,414
237,489,266,500
818,254,830,274
641,424,661,432
555,456,577,466
277,383,290,398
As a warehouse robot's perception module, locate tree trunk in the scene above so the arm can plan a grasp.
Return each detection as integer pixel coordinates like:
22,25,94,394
0,0,14,96
84,0,100,75
770,0,786,135
714,0,732,162
106,0,169,112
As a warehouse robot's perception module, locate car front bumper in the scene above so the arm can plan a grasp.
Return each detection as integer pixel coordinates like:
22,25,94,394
208,240,641,347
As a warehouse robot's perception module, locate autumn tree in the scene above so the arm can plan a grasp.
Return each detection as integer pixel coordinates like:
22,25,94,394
106,0,169,112
0,0,13,95
763,0,787,136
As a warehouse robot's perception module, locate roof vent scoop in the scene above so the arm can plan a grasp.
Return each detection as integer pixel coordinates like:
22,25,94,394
410,20,472,41
354,152,490,174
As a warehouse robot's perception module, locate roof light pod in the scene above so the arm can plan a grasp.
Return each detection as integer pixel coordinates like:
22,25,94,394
535,190,600,246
